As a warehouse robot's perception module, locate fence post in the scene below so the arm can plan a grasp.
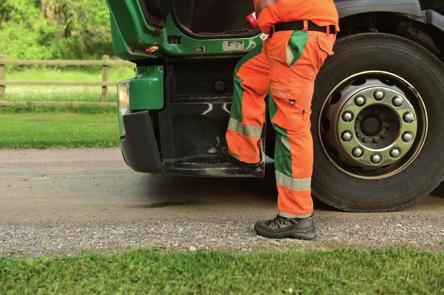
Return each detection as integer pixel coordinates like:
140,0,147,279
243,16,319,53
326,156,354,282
0,55,6,102
101,55,110,102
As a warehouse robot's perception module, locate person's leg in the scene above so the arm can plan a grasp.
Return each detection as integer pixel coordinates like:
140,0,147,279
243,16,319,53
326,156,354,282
269,112,314,217
255,30,336,239
271,30,336,217
226,44,271,164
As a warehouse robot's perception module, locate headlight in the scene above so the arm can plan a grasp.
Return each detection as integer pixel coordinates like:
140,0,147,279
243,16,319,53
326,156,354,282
117,80,130,137
118,80,130,116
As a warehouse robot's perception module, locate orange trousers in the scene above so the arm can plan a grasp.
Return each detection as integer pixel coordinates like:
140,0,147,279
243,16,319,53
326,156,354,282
226,30,336,217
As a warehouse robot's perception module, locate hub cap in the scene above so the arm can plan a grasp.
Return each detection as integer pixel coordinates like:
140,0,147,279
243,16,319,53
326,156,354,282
319,71,428,180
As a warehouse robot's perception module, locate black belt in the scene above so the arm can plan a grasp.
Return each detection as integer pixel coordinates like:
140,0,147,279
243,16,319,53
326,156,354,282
271,21,336,35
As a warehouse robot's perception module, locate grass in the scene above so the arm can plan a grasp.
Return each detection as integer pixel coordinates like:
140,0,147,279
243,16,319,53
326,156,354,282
4,67,135,103
0,69,124,149
0,112,118,149
5,86,117,102
1,101,116,114
0,248,442,294
7,67,135,82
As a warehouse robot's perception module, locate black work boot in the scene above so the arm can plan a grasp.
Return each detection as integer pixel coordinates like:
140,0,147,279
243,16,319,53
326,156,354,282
215,137,264,177
254,215,317,240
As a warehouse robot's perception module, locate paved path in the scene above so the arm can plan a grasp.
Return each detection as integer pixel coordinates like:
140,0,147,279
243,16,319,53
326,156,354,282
0,148,442,256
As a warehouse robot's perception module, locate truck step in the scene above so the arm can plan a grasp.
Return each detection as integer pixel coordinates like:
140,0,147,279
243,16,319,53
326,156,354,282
163,154,263,178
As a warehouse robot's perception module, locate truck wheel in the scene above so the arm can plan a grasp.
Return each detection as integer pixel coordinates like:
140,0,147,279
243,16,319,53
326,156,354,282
312,33,444,211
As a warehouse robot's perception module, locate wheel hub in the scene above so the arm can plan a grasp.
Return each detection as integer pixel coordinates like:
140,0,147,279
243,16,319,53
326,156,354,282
337,84,417,168
354,103,401,148
319,71,427,179
360,116,381,136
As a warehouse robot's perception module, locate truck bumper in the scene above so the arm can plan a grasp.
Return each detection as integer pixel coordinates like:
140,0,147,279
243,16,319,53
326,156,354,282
121,111,164,174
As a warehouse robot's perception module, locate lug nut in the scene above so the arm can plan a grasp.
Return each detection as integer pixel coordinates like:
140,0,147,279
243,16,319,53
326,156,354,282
392,96,404,107
354,96,366,107
370,154,382,164
403,112,415,123
352,147,364,158
402,132,414,142
341,131,353,142
342,112,354,122
390,148,401,158
373,90,385,101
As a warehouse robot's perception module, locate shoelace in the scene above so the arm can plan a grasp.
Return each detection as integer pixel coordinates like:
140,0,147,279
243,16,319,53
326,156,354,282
266,215,299,229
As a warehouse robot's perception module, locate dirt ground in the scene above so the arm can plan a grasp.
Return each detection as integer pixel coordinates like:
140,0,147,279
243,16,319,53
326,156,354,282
0,148,442,256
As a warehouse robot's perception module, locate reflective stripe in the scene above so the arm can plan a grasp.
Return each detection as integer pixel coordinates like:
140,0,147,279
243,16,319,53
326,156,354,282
279,212,312,219
276,171,311,191
280,135,291,151
286,45,294,66
228,118,263,138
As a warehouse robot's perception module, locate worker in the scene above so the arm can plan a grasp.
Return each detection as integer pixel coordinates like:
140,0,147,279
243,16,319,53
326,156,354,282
218,0,339,240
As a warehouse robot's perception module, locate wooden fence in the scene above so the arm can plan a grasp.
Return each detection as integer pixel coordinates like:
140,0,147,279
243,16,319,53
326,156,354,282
0,55,134,106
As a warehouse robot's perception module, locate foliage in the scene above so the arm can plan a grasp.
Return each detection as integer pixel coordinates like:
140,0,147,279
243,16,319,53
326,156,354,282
0,0,113,59
0,248,443,294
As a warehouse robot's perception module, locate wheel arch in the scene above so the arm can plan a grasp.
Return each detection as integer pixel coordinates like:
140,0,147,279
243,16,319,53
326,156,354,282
338,9,444,61
336,0,421,19
336,0,444,31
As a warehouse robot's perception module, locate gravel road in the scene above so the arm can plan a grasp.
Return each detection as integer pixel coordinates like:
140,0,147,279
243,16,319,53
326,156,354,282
0,148,442,256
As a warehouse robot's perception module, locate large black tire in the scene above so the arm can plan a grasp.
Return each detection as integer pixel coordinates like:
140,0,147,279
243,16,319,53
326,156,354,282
312,33,444,212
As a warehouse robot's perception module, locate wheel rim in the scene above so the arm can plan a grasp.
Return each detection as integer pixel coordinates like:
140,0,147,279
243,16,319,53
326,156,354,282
318,71,428,180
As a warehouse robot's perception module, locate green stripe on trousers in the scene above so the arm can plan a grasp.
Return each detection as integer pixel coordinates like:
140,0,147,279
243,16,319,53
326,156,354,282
230,44,263,122
273,123,293,177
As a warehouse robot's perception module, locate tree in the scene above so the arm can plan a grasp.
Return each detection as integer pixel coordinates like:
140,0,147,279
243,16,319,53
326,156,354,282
0,0,113,59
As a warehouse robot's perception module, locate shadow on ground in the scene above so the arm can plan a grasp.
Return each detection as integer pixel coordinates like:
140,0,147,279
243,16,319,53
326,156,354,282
132,168,336,211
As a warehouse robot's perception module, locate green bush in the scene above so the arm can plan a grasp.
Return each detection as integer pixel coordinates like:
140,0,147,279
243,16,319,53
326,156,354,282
0,0,112,59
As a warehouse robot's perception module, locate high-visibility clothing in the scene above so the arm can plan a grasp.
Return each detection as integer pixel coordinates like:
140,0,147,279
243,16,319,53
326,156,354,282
253,0,339,34
226,28,336,216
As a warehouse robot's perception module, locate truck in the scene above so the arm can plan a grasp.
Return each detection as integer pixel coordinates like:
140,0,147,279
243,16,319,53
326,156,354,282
106,0,444,212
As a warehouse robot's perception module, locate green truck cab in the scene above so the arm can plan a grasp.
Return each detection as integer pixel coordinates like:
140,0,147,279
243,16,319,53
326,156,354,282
107,0,444,212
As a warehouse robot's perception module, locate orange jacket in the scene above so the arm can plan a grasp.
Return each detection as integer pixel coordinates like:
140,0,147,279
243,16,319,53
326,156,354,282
253,0,339,34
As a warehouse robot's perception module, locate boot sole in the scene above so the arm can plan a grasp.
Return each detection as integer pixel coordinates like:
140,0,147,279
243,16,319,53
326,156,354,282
254,227,318,240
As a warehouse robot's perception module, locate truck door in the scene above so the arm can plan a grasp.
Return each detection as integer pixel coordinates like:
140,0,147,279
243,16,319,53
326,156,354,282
106,0,169,59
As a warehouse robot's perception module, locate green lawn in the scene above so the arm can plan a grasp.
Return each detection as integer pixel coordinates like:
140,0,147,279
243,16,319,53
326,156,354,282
5,86,117,102
1,70,124,149
0,248,442,294
7,67,134,82
5,68,134,103
0,112,118,149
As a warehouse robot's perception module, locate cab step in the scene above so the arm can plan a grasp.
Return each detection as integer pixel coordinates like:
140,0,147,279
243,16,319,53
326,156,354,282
163,154,265,178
